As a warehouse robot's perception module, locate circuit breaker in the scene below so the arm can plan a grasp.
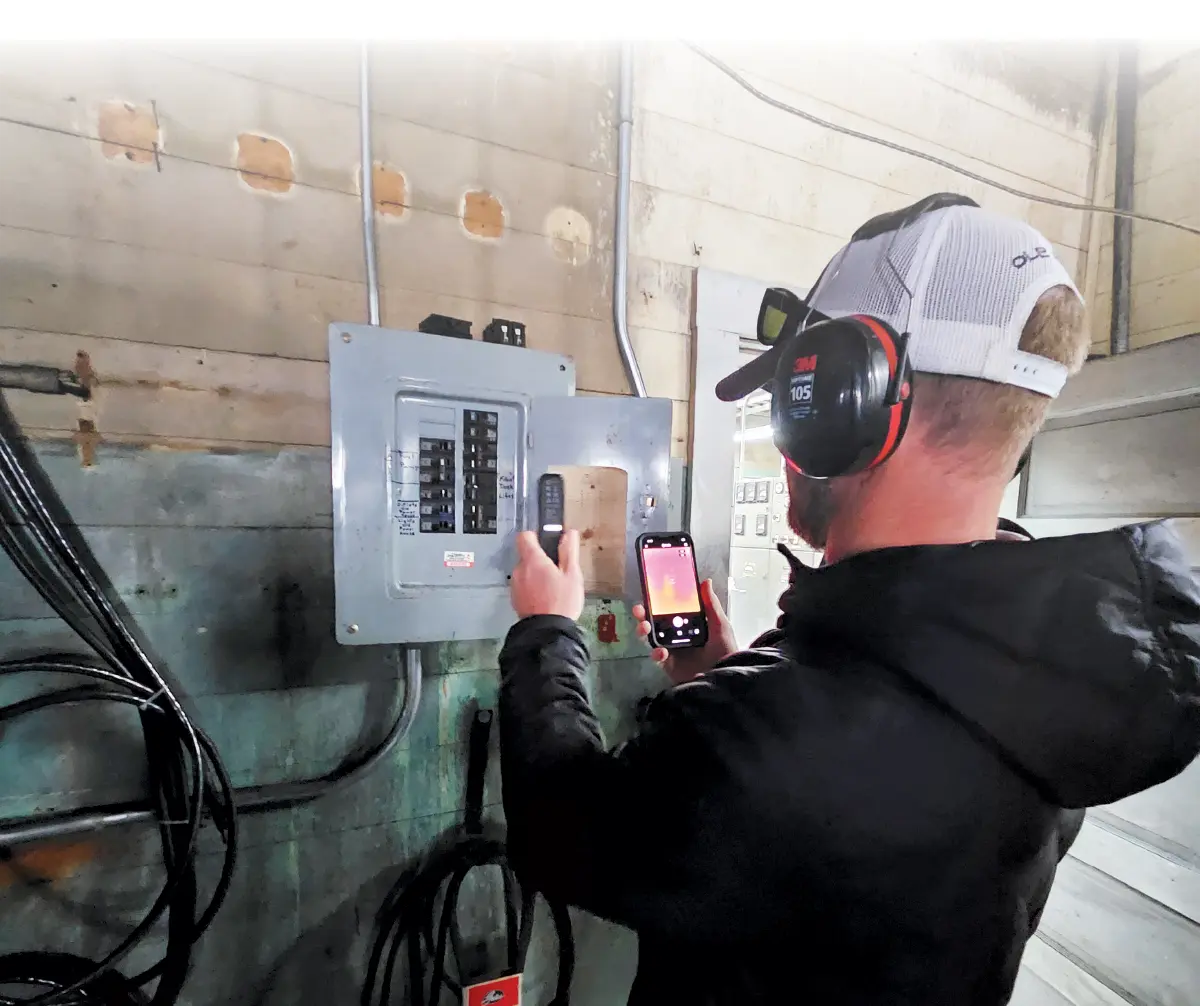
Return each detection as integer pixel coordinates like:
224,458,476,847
328,323,673,645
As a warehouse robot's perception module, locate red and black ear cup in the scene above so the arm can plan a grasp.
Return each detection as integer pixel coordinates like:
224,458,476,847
770,315,913,479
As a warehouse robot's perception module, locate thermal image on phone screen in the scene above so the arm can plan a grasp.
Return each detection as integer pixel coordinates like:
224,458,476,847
641,545,701,616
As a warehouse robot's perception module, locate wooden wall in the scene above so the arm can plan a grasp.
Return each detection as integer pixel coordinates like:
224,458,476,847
0,42,691,459
0,40,1111,1005
632,42,1104,343
0,41,1108,465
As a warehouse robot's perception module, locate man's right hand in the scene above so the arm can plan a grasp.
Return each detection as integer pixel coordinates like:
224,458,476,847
633,578,739,686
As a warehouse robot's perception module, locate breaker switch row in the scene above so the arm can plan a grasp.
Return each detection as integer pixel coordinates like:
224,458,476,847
419,434,457,533
463,410,499,533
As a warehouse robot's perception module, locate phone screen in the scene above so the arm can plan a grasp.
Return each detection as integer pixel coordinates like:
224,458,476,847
638,534,708,649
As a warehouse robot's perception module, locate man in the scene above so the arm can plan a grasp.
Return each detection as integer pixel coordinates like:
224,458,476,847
497,196,1200,1005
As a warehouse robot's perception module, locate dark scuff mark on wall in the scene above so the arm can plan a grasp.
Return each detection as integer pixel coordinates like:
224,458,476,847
940,43,1107,133
272,577,318,688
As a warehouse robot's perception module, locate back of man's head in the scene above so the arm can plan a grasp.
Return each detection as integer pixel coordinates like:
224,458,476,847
909,284,1089,479
718,195,1092,555
795,197,1089,486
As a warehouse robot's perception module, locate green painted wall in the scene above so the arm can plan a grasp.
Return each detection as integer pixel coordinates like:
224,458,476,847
0,441,662,1004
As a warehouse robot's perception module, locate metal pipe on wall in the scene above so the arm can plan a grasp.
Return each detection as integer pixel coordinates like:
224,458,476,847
613,43,649,398
1110,43,1138,356
0,47,424,846
0,650,422,845
360,41,382,328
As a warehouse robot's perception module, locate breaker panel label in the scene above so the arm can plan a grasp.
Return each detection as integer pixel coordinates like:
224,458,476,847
443,550,475,568
395,501,419,535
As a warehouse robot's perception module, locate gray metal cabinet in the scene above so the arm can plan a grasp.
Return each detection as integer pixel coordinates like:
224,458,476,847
728,545,774,647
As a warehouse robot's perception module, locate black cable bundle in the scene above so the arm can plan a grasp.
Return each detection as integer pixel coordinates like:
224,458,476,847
0,388,238,1005
362,709,574,1006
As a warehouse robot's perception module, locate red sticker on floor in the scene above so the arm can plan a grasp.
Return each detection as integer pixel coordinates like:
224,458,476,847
466,973,521,1006
596,611,619,644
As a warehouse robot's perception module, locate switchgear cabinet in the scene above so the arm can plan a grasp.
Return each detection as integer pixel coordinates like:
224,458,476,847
329,324,673,645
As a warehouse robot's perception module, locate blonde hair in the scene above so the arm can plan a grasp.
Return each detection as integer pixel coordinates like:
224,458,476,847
912,286,1089,471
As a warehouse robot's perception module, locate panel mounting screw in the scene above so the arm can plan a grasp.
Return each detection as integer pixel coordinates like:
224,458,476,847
342,332,352,343
347,623,359,634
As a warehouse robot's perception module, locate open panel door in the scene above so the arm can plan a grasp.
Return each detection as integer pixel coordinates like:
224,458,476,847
528,395,673,602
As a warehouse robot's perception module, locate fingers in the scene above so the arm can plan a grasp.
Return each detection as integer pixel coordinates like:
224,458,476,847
650,647,670,665
701,578,728,620
514,530,552,566
557,528,581,575
630,604,651,639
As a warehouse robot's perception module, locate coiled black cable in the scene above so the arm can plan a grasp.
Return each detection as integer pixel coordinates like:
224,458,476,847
362,709,574,1006
0,387,238,1005
0,954,149,1005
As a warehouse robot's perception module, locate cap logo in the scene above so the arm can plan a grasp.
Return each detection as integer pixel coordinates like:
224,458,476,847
792,354,818,374
1012,247,1050,269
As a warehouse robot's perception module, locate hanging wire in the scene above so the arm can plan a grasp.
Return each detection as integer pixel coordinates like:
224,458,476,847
685,43,1200,238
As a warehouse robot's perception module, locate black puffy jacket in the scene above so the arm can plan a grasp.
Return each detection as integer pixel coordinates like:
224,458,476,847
498,521,1200,1006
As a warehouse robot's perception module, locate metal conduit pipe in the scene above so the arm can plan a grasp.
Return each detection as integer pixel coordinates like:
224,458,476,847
0,652,422,845
360,42,382,328
1109,43,1137,356
0,42,423,847
613,43,649,398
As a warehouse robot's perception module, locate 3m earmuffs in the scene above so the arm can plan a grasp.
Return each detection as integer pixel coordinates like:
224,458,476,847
738,193,986,480
763,295,913,480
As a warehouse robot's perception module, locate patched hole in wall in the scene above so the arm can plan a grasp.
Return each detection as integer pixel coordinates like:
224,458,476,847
72,419,100,469
545,206,593,266
236,133,294,194
98,100,158,164
371,162,408,218
548,465,628,597
461,190,505,240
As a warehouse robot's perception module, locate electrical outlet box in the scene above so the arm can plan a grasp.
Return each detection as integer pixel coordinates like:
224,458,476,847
329,324,673,645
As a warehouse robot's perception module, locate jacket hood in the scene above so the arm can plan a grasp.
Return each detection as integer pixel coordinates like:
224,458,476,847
779,520,1200,808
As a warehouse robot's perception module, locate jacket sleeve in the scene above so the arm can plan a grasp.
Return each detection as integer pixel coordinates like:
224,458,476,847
1056,808,1086,859
498,614,730,941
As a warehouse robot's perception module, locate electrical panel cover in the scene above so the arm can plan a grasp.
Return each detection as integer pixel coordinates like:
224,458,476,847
329,324,672,645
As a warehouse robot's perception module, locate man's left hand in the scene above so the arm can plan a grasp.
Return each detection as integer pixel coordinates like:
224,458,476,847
510,529,585,621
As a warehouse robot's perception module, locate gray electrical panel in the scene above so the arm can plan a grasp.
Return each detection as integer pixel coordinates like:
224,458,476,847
329,323,673,645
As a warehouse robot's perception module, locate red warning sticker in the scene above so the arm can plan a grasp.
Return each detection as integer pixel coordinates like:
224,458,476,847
443,550,475,569
465,973,521,1006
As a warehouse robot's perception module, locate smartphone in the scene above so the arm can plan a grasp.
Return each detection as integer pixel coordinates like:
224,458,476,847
635,532,708,649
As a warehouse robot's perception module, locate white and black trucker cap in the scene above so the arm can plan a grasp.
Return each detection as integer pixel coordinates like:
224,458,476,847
716,194,1083,403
